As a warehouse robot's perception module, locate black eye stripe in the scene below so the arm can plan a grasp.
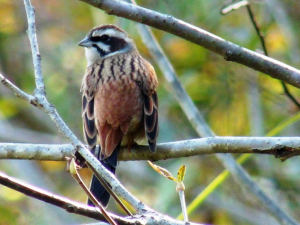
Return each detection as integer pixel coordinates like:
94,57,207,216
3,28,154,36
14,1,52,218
90,36,102,42
90,35,129,55
109,38,127,52
100,35,110,43
90,35,111,44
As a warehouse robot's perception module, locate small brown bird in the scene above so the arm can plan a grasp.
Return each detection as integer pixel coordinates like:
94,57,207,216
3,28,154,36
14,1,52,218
78,24,159,206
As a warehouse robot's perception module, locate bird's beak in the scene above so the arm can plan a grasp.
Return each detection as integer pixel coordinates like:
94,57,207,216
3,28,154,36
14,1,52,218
78,36,92,47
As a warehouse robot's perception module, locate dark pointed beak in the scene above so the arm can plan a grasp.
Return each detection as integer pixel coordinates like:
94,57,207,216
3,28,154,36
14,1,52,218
78,36,92,47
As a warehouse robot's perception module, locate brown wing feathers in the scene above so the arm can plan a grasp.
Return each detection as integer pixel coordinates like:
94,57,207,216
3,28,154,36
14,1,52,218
144,92,159,152
82,95,97,149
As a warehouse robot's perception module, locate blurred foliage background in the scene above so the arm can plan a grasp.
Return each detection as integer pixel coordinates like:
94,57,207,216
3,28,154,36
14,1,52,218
1,0,300,224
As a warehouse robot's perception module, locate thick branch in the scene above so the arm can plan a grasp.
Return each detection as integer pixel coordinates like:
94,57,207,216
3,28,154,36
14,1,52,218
79,0,300,89
1,137,300,161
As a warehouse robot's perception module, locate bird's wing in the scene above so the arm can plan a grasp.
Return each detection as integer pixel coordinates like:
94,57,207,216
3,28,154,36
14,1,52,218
81,64,100,150
140,59,159,152
143,92,158,152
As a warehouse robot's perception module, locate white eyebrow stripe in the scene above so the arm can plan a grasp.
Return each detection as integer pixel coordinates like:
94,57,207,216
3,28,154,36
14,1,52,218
92,28,132,43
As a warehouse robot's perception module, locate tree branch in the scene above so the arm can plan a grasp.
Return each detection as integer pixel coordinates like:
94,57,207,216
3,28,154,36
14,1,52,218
79,0,300,89
0,171,202,225
24,0,45,95
1,137,300,161
0,171,107,221
0,73,36,104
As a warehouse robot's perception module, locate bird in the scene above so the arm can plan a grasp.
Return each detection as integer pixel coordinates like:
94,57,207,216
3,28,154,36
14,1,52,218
78,24,159,207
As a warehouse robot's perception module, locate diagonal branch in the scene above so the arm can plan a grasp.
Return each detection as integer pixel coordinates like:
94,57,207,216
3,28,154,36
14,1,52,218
0,73,36,104
0,172,204,225
0,171,109,221
24,0,45,95
1,171,199,225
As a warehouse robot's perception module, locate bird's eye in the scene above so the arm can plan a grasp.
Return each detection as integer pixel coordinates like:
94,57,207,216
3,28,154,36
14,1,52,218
90,35,111,44
90,36,102,42
100,35,111,43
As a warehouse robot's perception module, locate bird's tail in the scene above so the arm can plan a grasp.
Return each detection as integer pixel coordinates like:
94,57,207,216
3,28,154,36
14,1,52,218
88,144,120,207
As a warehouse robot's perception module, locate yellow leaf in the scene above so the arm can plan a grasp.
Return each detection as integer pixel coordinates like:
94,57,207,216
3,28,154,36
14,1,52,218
177,165,186,182
148,161,178,182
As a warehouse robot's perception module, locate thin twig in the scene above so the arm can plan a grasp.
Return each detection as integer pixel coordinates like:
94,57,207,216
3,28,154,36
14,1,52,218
245,4,300,109
281,80,300,109
23,0,45,95
0,171,110,221
69,159,117,225
178,190,188,222
0,73,36,104
245,4,267,55
86,162,133,216
220,0,249,15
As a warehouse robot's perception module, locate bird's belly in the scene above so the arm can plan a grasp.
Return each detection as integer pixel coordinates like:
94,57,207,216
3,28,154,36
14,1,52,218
94,77,144,133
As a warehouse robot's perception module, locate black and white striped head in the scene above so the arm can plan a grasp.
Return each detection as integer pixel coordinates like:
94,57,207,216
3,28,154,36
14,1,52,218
78,25,136,66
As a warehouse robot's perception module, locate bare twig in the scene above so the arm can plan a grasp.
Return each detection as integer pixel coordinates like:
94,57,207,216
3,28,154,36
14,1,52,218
281,80,300,109
0,73,36,104
85,161,133,216
24,0,45,95
220,0,249,15
178,190,188,222
245,4,300,109
69,159,117,225
0,171,109,221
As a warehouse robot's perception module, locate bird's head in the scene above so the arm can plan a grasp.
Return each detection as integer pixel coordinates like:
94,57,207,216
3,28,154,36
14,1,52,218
78,24,136,66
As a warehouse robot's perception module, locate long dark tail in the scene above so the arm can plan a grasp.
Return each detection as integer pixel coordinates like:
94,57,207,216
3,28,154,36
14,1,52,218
88,145,120,207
